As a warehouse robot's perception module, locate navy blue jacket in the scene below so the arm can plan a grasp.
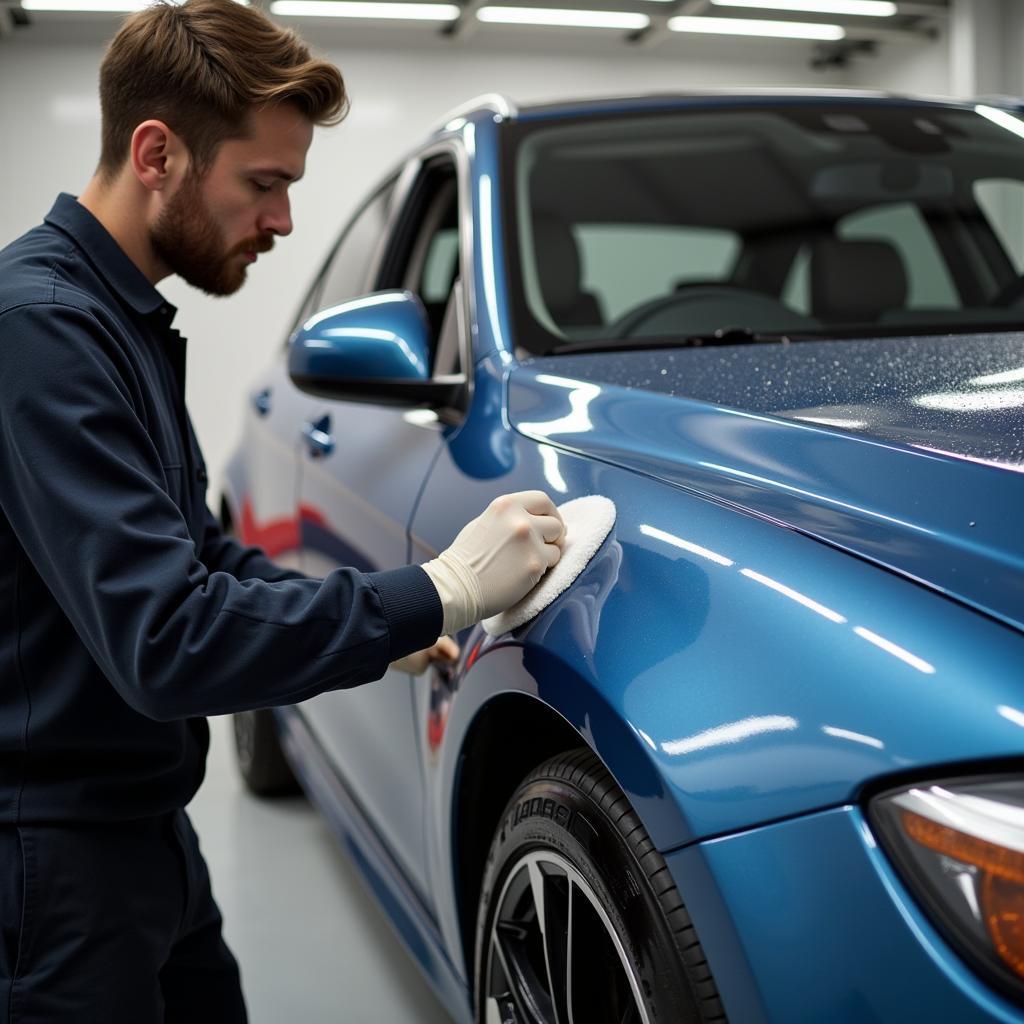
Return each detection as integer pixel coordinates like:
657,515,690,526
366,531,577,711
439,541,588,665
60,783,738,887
0,194,443,824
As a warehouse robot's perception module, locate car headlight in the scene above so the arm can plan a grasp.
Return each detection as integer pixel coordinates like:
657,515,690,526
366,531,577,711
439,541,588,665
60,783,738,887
871,775,1024,1003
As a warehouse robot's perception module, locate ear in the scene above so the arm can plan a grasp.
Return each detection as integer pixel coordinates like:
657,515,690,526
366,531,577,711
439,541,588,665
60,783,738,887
130,120,188,193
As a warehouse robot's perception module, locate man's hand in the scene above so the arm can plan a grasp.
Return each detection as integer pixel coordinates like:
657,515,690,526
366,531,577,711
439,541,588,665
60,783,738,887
421,491,565,636
390,635,460,676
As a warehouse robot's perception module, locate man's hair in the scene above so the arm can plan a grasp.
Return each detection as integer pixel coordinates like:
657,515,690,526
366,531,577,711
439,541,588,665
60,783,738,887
97,0,347,181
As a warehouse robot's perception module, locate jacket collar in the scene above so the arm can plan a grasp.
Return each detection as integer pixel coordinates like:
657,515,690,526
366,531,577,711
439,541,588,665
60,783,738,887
45,193,175,321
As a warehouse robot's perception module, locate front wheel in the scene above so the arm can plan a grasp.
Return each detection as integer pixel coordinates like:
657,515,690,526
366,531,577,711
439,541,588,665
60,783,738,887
474,748,726,1024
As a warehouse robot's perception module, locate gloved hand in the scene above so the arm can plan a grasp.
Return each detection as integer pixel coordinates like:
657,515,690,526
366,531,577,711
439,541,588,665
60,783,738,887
390,636,460,675
422,490,565,635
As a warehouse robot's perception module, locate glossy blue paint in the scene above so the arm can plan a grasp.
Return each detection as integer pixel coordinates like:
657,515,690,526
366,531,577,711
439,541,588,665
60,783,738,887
507,361,1024,633
288,290,432,382
415,420,1024,849
669,806,1023,1022
530,333,1024,471
225,92,1024,1022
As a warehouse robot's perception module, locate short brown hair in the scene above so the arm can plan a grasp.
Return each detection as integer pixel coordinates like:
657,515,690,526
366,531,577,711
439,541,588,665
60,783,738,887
97,0,347,181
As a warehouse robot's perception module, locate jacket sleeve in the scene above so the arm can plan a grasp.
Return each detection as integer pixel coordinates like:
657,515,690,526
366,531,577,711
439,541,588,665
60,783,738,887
198,504,308,584
0,303,442,722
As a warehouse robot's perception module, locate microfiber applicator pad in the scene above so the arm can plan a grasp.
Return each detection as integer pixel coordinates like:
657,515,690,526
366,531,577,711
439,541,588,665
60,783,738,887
481,495,617,637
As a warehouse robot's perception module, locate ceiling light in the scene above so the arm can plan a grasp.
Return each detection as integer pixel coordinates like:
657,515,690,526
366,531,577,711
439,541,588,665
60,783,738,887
477,6,649,29
711,0,895,16
668,14,845,38
22,0,250,7
271,0,459,18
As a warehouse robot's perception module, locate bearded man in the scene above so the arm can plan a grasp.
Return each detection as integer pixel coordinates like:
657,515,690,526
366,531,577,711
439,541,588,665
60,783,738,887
0,2,564,1019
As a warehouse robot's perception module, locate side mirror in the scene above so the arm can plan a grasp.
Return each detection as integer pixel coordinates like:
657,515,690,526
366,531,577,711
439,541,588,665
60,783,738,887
288,290,466,410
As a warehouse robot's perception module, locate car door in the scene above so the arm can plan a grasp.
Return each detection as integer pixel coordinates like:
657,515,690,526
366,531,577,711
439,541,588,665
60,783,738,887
236,353,310,572
296,149,467,896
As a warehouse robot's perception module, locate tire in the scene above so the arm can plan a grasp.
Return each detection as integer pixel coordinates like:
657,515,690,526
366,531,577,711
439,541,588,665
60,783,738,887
232,708,301,797
474,747,726,1024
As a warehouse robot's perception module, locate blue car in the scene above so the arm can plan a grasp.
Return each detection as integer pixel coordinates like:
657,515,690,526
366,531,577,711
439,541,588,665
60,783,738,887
223,92,1024,1023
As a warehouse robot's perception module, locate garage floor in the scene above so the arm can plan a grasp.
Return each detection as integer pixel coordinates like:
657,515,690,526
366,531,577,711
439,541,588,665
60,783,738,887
188,715,455,1024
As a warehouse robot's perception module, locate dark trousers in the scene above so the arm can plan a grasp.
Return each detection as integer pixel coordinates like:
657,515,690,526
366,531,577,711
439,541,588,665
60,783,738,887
0,809,247,1022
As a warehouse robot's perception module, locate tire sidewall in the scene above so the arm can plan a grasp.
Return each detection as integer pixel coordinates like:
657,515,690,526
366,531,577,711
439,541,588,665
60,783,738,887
474,774,699,1023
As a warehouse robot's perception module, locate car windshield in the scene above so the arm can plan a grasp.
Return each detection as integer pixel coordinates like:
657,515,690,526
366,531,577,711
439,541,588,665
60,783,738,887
502,101,1024,356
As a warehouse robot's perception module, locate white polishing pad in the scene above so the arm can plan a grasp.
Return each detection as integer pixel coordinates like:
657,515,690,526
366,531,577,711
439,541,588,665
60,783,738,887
482,495,617,637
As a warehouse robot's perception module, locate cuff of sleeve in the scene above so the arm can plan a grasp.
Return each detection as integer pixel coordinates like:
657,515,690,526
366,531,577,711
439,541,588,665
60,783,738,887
364,564,443,661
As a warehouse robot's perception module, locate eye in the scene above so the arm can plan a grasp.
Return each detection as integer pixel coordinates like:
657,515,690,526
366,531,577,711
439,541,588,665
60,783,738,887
251,180,273,194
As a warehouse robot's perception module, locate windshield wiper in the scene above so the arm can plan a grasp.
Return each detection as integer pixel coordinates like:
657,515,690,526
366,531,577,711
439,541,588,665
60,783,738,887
545,326,806,357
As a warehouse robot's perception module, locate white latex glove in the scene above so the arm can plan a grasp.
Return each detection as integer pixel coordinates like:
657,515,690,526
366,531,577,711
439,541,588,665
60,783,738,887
421,491,565,635
390,636,460,675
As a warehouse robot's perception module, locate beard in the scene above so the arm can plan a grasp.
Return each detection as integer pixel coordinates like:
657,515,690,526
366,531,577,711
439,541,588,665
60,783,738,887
150,171,274,297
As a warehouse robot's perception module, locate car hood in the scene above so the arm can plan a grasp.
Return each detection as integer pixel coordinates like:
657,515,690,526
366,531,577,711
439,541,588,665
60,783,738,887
507,331,1024,633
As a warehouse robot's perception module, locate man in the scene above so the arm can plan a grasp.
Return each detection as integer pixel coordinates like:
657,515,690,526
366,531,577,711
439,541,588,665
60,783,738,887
0,1,564,1019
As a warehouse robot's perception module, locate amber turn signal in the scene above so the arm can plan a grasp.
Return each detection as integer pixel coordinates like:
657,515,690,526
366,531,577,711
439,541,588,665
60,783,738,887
901,807,1024,981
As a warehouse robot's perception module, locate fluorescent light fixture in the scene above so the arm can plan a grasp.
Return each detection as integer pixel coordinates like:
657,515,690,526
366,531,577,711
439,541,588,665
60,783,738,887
711,0,895,16
477,6,649,29
668,14,844,38
21,0,142,8
976,104,1024,141
271,0,458,18
24,0,250,8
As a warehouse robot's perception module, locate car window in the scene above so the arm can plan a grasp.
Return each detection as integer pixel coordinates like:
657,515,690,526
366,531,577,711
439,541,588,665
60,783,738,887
420,228,460,304
574,224,739,323
839,202,958,309
380,159,464,374
316,183,395,314
975,178,1024,273
505,105,1024,354
782,204,961,316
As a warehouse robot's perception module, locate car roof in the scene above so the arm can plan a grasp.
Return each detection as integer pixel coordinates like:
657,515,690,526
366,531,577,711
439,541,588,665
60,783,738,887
434,88,990,131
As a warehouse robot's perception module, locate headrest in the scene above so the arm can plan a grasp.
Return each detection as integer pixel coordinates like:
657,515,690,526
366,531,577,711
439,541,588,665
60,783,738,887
532,213,583,313
811,239,908,322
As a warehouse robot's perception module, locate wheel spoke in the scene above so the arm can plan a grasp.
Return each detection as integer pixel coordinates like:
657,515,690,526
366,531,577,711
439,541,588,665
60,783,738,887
529,860,571,1024
564,881,575,1024
493,922,550,1023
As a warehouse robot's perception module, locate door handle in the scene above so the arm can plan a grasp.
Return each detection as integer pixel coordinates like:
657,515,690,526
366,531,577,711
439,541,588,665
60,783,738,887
302,415,334,458
250,387,272,417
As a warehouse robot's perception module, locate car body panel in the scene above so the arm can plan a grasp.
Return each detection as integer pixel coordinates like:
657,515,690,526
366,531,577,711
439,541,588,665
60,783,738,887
507,357,1024,632
275,703,472,1024
525,333,1024,471
226,354,313,572
297,396,443,896
670,806,1023,1023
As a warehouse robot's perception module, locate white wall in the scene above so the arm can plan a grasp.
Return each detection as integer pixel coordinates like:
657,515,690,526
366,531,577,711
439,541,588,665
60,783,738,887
0,18,953,498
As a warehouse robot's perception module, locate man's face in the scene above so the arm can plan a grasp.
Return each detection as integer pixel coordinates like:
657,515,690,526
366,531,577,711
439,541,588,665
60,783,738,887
151,103,313,296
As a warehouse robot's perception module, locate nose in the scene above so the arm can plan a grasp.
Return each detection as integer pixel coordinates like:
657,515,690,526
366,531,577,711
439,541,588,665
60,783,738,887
258,193,293,238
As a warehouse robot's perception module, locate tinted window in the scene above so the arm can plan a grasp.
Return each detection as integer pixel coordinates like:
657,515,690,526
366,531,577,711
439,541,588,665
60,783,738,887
421,228,460,303
975,178,1024,273
839,202,958,308
504,104,1024,354
575,224,739,322
316,183,395,313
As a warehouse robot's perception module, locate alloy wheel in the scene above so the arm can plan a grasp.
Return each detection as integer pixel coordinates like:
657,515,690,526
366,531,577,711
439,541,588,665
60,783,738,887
484,849,651,1024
